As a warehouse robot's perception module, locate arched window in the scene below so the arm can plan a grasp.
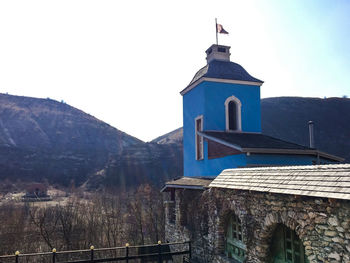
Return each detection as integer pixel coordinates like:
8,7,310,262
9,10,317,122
225,213,246,262
228,101,238,130
269,224,307,263
225,96,242,131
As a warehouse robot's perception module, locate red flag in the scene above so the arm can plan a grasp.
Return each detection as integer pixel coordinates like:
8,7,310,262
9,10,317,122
216,24,229,34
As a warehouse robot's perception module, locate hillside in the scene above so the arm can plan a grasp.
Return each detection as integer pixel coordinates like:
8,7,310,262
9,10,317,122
152,127,183,145
0,94,141,152
153,97,350,162
85,142,182,191
0,93,181,188
261,97,350,161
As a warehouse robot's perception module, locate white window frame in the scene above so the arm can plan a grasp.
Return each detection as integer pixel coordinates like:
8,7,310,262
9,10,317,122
195,115,204,160
225,96,242,132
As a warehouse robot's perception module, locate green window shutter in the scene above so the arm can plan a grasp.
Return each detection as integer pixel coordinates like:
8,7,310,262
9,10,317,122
270,225,308,263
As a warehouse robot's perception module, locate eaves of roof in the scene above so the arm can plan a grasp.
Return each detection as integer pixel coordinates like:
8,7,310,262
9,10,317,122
180,77,263,96
160,184,207,192
199,131,344,162
242,148,345,162
160,177,214,192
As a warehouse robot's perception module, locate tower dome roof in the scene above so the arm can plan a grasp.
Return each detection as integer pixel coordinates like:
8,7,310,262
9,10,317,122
180,44,263,95
188,60,263,87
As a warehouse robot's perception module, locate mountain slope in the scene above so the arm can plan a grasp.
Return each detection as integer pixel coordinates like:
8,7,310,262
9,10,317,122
261,97,350,161
0,94,141,152
0,93,183,188
152,127,183,145
86,142,183,191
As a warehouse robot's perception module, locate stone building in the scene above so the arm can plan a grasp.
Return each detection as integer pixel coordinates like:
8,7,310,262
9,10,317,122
161,43,349,263
162,164,350,262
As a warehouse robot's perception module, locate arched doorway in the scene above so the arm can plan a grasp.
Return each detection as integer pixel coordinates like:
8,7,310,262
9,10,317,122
269,224,308,263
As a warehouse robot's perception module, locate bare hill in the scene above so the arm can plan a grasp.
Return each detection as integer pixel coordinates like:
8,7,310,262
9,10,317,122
0,94,141,152
0,93,181,188
261,97,350,161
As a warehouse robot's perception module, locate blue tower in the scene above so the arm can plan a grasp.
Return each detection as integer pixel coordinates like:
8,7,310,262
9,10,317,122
181,44,342,177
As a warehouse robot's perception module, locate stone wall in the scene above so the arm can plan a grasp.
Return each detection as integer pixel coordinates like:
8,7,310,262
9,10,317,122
163,188,350,263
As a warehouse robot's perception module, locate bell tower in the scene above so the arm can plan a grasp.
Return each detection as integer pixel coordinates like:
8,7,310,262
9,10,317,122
181,44,263,177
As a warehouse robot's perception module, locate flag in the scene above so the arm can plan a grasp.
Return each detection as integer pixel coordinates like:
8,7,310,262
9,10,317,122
216,24,229,34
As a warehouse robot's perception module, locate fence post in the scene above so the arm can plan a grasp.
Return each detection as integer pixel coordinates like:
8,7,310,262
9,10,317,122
157,241,162,263
15,251,19,263
90,246,94,262
52,248,56,263
189,241,192,259
125,243,129,263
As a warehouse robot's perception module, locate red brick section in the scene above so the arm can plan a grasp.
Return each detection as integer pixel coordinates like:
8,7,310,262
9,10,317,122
207,140,241,159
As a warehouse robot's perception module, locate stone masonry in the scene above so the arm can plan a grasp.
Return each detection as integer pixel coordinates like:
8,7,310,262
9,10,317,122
164,188,350,263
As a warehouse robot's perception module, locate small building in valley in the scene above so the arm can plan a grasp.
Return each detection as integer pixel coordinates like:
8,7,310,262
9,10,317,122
22,183,52,202
161,44,348,262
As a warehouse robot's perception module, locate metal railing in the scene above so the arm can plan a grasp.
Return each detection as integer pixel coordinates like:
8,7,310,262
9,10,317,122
0,241,191,263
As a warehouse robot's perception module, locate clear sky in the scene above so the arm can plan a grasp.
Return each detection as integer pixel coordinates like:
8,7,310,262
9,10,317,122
0,0,349,142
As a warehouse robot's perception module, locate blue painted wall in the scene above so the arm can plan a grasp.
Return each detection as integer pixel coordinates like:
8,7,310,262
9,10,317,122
183,83,205,177
203,81,261,132
182,79,337,178
185,139,247,177
183,80,261,177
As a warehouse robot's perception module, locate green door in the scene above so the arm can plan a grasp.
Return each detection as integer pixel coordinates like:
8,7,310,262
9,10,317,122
225,214,246,262
269,224,308,263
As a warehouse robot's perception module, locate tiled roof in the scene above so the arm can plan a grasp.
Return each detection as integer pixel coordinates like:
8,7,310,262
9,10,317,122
200,131,344,162
161,177,214,192
201,131,310,150
209,164,350,200
187,60,263,88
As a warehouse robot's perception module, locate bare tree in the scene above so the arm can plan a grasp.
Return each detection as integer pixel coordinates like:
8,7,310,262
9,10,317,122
0,184,167,255
29,205,61,250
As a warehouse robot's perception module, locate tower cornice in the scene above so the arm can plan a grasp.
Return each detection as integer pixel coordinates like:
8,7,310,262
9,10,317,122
180,77,263,96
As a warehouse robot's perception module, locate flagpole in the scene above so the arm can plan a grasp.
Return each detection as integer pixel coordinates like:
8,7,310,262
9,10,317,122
215,18,218,45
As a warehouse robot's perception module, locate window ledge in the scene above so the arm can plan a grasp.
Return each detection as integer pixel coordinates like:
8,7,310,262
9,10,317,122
214,254,242,263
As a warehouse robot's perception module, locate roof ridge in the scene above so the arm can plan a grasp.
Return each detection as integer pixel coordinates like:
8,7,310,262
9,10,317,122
223,163,350,172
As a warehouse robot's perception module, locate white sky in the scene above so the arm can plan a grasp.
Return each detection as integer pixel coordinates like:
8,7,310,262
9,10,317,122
1,0,349,142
